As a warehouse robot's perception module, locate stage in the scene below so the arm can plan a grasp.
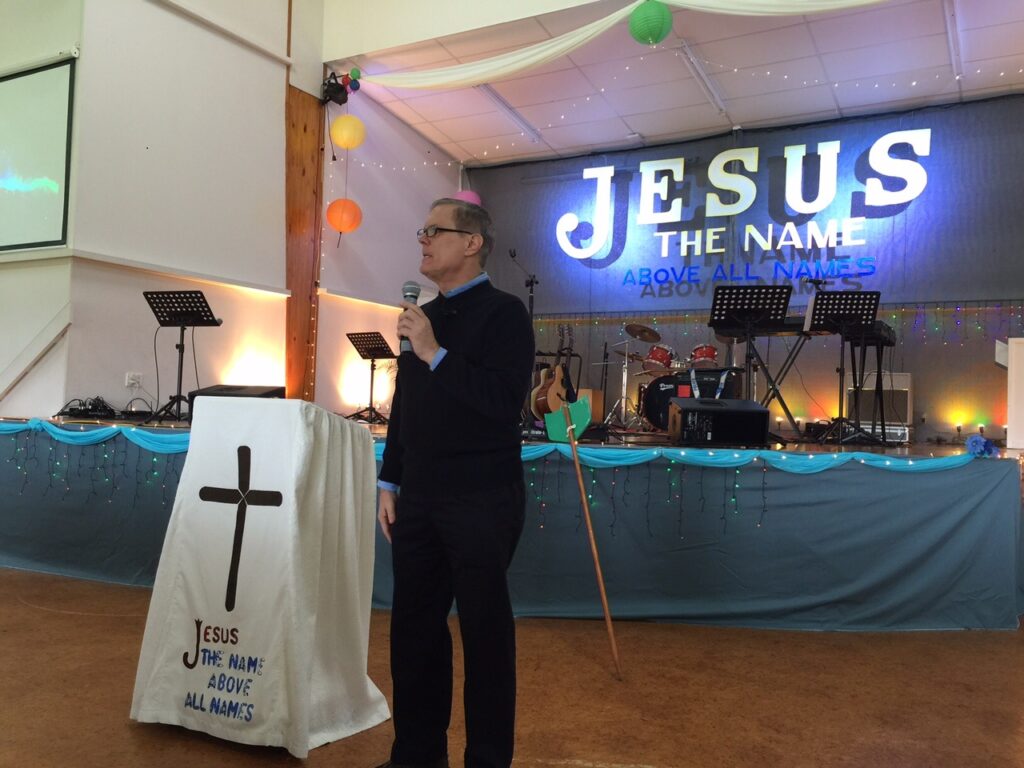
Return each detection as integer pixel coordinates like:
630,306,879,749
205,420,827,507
2,418,1021,632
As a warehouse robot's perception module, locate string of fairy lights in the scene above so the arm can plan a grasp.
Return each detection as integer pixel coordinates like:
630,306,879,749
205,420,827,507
3,431,185,510
526,454,765,537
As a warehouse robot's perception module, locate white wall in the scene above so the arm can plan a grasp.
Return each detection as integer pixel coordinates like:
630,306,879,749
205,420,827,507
0,0,81,74
72,0,287,291
315,293,400,415
320,94,459,305
289,0,325,97
0,0,290,418
65,259,285,415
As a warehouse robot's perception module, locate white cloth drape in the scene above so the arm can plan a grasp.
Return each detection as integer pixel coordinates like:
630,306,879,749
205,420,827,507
130,398,388,758
361,0,887,91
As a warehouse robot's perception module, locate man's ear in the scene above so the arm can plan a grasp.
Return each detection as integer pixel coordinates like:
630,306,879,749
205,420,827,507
464,232,484,258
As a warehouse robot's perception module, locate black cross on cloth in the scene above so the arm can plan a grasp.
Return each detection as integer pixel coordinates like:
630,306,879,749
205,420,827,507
198,445,283,612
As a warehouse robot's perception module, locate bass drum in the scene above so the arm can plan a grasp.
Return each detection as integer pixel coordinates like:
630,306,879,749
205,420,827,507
641,374,686,431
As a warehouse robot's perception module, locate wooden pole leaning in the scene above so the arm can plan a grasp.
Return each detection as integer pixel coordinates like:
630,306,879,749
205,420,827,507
560,402,623,680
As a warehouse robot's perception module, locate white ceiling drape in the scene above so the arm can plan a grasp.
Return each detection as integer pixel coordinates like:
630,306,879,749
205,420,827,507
359,0,887,91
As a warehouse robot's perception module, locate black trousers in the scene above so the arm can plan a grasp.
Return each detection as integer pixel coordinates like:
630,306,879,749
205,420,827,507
389,479,525,768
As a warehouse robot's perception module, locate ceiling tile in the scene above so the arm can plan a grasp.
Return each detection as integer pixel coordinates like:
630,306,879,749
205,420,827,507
457,133,553,163
490,67,599,108
673,9,802,44
711,56,830,100
438,142,474,163
725,84,837,123
621,103,731,138
375,99,425,125
437,18,550,60
821,34,950,81
692,24,818,70
517,95,618,128
808,0,944,53
957,54,1024,93
354,40,455,75
960,21,1024,64
955,0,1024,29
410,122,456,147
579,48,691,92
832,65,959,109
539,116,634,150
535,0,627,38
431,110,525,142
567,21,679,67
402,88,499,122
602,78,708,116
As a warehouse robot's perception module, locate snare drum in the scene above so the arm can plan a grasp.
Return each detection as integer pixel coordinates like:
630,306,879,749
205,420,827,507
689,343,719,369
643,343,675,373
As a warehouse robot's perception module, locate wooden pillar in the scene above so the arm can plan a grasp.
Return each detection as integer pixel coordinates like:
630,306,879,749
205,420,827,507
284,85,324,401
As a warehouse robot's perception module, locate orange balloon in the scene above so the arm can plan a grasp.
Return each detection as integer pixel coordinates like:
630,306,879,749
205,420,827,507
326,198,362,233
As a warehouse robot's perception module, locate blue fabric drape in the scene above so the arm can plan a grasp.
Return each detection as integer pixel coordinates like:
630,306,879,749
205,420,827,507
0,419,189,453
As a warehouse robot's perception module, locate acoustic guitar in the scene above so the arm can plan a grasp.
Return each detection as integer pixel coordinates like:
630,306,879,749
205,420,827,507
530,325,576,419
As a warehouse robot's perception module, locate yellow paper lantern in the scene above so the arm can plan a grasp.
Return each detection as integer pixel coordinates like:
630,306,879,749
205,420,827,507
326,198,362,233
330,114,366,150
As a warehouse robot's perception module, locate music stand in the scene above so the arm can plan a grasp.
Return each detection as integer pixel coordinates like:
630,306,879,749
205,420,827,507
805,290,882,445
345,332,395,425
143,290,222,423
708,285,796,442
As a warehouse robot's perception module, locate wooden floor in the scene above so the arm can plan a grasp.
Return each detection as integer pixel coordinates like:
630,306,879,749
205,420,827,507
4,567,1024,768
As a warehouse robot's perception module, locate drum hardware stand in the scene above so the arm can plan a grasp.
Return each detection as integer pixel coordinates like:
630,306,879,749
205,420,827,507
603,340,642,430
708,285,796,444
809,291,884,445
344,332,396,425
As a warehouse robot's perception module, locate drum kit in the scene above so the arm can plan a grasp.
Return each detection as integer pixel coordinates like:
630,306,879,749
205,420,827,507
604,323,721,431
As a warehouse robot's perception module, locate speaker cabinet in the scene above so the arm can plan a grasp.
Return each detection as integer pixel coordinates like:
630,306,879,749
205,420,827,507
667,397,769,447
187,384,285,418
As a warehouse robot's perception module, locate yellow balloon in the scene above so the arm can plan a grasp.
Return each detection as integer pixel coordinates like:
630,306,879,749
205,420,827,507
330,114,366,150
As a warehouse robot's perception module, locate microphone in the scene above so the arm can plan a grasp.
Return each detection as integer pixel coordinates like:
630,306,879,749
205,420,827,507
802,277,832,286
400,281,421,353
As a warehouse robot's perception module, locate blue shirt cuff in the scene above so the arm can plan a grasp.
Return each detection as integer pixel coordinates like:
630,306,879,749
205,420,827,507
429,348,448,371
377,480,399,493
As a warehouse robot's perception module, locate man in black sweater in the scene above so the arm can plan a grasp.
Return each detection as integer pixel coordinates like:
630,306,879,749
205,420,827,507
376,197,535,768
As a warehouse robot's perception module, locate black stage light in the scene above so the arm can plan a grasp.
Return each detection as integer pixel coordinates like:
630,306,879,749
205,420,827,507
322,73,348,106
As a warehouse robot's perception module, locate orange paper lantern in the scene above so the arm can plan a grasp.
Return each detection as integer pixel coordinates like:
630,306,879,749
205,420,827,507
326,198,362,233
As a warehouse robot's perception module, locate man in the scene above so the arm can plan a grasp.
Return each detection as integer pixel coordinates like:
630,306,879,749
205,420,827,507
376,197,535,768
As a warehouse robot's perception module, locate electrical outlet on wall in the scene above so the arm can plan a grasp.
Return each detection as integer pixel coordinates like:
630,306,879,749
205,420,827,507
125,372,142,388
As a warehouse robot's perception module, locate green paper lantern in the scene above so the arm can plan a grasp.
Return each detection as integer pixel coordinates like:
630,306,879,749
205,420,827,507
629,0,673,46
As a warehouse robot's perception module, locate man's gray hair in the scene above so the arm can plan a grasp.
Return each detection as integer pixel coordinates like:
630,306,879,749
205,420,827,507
431,197,494,266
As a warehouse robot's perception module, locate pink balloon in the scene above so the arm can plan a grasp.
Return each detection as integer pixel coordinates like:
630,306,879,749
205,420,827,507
451,189,482,206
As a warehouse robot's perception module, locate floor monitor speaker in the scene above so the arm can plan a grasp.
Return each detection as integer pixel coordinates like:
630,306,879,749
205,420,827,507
187,384,285,420
667,397,769,447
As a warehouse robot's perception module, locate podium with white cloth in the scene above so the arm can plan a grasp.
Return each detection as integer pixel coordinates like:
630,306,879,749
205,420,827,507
130,398,389,757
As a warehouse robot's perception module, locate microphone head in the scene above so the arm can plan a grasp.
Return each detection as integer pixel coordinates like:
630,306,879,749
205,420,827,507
402,280,421,302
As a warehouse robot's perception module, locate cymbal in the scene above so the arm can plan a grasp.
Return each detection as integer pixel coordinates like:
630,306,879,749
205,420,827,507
624,323,660,343
613,350,644,362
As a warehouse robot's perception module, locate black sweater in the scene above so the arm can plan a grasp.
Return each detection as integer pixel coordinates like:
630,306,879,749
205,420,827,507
379,280,535,495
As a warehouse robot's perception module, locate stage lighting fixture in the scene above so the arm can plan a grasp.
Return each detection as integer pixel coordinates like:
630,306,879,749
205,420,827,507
322,73,348,106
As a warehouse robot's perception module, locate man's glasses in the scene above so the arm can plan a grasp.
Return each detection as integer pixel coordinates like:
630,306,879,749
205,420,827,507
417,225,475,239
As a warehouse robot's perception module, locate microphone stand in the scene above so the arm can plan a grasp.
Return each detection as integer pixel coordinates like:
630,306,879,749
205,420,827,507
509,249,540,436
508,249,537,323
